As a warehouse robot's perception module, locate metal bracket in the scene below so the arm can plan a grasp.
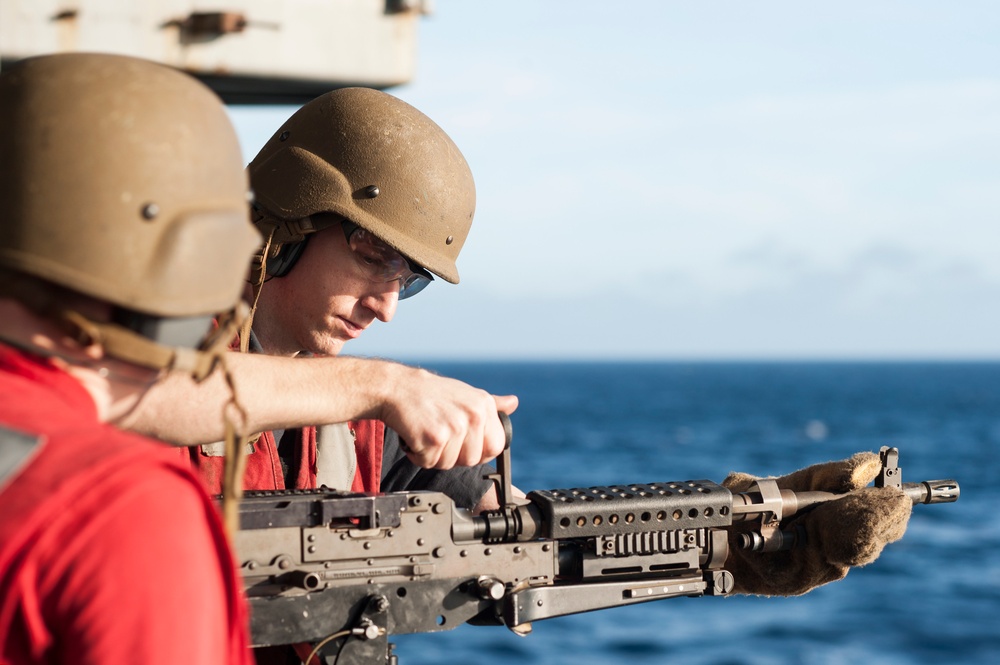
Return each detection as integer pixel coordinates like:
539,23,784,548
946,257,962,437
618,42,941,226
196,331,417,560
750,478,784,551
876,446,902,489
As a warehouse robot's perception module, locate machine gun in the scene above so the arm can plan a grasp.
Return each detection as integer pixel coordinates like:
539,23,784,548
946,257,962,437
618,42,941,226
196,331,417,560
233,421,959,665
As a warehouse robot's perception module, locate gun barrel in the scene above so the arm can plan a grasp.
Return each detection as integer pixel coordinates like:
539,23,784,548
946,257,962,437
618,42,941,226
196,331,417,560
734,478,961,521
903,479,959,504
734,478,961,552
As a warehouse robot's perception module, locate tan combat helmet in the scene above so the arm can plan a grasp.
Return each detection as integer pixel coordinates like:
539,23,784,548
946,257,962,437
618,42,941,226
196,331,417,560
248,87,476,285
0,52,261,376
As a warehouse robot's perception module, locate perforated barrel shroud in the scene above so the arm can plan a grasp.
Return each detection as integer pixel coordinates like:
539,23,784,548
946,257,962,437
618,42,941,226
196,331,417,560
526,479,734,540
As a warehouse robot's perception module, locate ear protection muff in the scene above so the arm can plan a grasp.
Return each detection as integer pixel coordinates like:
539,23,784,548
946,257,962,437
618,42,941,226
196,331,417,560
265,236,311,278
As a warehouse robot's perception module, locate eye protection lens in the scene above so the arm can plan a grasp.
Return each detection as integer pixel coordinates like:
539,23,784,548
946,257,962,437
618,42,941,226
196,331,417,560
342,221,433,300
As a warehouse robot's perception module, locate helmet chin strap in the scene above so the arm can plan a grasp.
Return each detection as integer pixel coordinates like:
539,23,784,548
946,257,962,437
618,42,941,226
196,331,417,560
58,303,253,536
219,354,251,536
59,306,244,381
1,280,232,377
242,225,276,354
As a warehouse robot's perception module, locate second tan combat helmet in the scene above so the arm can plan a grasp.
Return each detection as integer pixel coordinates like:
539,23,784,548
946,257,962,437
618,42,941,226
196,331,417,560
0,52,261,373
248,87,476,284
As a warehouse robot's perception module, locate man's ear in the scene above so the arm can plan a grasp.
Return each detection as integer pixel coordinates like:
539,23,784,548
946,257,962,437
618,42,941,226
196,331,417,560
267,238,310,277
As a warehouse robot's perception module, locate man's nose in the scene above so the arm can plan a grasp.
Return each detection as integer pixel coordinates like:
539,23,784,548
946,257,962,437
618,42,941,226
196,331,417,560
361,284,399,323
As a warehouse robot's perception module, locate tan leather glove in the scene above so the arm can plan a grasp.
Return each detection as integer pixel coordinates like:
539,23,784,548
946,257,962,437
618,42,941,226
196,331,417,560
722,452,912,596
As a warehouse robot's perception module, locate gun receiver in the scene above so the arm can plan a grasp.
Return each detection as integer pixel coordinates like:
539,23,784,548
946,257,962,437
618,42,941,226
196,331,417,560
233,439,958,665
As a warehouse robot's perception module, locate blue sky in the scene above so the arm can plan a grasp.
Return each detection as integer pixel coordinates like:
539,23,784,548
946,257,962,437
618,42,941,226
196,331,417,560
229,1,1000,361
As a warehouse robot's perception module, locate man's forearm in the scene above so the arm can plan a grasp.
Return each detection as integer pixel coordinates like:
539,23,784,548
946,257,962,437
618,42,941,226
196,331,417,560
123,351,518,471
124,353,404,445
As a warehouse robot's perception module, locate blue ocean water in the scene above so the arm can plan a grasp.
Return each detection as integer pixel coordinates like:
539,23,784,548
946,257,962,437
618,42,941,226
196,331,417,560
393,361,999,665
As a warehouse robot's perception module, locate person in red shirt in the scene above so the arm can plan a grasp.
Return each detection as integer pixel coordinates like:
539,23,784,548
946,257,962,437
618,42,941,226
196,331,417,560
0,53,262,665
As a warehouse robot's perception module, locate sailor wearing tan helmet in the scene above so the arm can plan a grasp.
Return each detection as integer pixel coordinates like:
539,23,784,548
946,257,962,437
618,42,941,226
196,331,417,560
124,87,517,509
231,87,510,508
0,51,257,665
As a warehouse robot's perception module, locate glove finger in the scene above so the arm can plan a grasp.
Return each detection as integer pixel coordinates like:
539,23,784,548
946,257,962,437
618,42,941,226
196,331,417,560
721,471,758,493
803,486,912,568
722,451,881,494
776,451,881,493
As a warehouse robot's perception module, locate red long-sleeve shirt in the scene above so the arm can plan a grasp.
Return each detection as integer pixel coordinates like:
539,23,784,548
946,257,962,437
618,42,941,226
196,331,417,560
0,344,253,665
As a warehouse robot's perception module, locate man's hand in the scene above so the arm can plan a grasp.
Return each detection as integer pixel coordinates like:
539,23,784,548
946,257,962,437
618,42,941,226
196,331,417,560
722,452,912,596
379,366,518,470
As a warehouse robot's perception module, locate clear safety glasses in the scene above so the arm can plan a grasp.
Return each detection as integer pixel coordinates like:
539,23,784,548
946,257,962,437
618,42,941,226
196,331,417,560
341,221,433,300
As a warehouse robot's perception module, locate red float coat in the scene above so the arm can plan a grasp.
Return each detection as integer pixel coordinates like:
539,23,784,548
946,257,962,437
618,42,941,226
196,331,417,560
188,420,384,494
187,332,384,494
0,344,253,665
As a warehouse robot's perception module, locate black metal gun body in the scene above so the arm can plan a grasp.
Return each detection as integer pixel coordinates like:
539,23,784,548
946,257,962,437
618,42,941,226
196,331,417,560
234,446,958,664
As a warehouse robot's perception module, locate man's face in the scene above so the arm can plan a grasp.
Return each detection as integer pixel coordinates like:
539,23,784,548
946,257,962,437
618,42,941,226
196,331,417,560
256,225,400,357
